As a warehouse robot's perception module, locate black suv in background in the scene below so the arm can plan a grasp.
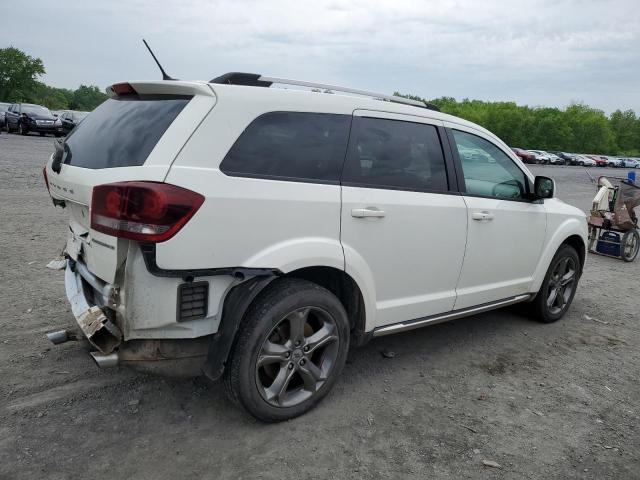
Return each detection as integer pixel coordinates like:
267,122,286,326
58,110,89,135
5,103,60,136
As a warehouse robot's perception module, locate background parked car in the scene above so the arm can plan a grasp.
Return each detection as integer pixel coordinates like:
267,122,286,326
546,152,565,165
621,158,640,168
58,110,90,135
4,103,60,136
0,102,11,130
549,151,575,164
527,149,553,164
574,155,596,166
586,155,608,167
601,156,623,167
511,147,536,164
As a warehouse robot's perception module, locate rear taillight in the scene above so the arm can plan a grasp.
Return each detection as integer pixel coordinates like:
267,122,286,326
90,182,204,243
43,166,50,193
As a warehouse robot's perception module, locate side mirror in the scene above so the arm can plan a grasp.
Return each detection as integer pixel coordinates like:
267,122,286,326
534,176,554,199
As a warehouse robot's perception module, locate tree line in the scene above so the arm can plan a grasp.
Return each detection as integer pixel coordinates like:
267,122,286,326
2,46,639,155
396,93,640,157
0,47,107,111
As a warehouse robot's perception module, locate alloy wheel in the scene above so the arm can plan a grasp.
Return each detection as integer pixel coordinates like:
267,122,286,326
255,306,339,408
545,256,577,315
546,257,578,315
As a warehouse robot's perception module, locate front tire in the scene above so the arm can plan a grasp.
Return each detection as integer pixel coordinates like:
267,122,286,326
531,245,580,323
224,278,350,422
18,122,27,135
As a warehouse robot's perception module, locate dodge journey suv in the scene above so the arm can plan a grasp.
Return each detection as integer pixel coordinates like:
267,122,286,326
44,73,588,421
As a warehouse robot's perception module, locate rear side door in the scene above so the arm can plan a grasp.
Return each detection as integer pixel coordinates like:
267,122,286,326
340,111,468,328
445,124,546,309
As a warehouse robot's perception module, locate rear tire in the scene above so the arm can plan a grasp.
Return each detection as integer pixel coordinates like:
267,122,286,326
224,278,350,422
530,245,581,323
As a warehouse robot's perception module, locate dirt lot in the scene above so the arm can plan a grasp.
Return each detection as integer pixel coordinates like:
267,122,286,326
1,132,638,480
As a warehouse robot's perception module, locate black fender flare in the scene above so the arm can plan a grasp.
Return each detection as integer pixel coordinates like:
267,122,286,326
201,274,277,381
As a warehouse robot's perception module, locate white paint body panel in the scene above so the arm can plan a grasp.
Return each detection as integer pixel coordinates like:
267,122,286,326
454,196,547,309
342,186,468,329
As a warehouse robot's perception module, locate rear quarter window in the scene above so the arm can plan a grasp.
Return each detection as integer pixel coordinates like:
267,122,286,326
64,95,191,169
220,112,351,183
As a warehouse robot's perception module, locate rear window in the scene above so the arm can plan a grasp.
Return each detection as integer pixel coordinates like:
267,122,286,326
64,95,190,169
220,112,351,183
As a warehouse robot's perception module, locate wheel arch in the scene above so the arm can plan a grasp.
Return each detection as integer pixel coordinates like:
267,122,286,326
203,264,372,382
530,219,588,292
284,266,370,346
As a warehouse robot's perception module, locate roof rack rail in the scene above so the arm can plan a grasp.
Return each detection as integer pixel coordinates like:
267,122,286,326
209,72,439,111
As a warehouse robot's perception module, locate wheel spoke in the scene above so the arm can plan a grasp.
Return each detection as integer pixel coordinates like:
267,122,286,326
560,269,575,286
265,365,295,405
287,308,309,342
547,287,558,308
555,287,566,308
305,324,337,355
556,257,569,276
257,341,289,367
298,360,324,392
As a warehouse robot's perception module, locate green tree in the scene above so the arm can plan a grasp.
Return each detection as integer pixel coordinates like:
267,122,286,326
69,85,107,111
609,109,639,154
394,92,628,155
0,46,45,102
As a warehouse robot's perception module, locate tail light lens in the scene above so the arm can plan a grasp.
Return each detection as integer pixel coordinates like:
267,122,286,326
91,182,204,243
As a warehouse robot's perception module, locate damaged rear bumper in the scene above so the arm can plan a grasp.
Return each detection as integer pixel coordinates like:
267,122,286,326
62,259,209,375
65,260,123,354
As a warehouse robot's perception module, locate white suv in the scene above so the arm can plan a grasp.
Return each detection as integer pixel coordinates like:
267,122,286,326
44,74,588,421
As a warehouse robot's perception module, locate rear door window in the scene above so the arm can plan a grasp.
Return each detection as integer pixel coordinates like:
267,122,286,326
220,112,351,183
64,95,190,169
342,116,449,192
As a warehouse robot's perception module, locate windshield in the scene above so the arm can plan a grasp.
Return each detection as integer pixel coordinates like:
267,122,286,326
22,105,52,116
64,95,190,169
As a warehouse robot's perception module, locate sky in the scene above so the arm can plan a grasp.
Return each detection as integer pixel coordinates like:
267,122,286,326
2,0,639,113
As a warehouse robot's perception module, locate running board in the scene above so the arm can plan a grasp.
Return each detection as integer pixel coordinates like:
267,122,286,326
372,294,532,337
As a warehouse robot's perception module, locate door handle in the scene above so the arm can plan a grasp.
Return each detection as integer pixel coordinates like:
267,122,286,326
351,207,386,218
471,211,494,221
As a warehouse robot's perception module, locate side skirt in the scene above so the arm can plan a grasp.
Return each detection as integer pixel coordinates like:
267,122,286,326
372,294,532,337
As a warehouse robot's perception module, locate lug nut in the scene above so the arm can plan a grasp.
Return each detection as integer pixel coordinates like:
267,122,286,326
299,359,306,366
295,340,301,347
288,362,294,370
303,345,309,352
285,352,291,358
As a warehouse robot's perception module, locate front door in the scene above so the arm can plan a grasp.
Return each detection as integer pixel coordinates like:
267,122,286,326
446,125,547,309
340,111,468,328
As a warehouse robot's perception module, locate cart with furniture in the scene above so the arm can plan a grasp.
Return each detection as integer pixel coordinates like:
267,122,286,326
588,175,640,262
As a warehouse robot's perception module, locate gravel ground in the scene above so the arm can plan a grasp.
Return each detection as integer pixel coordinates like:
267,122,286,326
1,132,638,479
